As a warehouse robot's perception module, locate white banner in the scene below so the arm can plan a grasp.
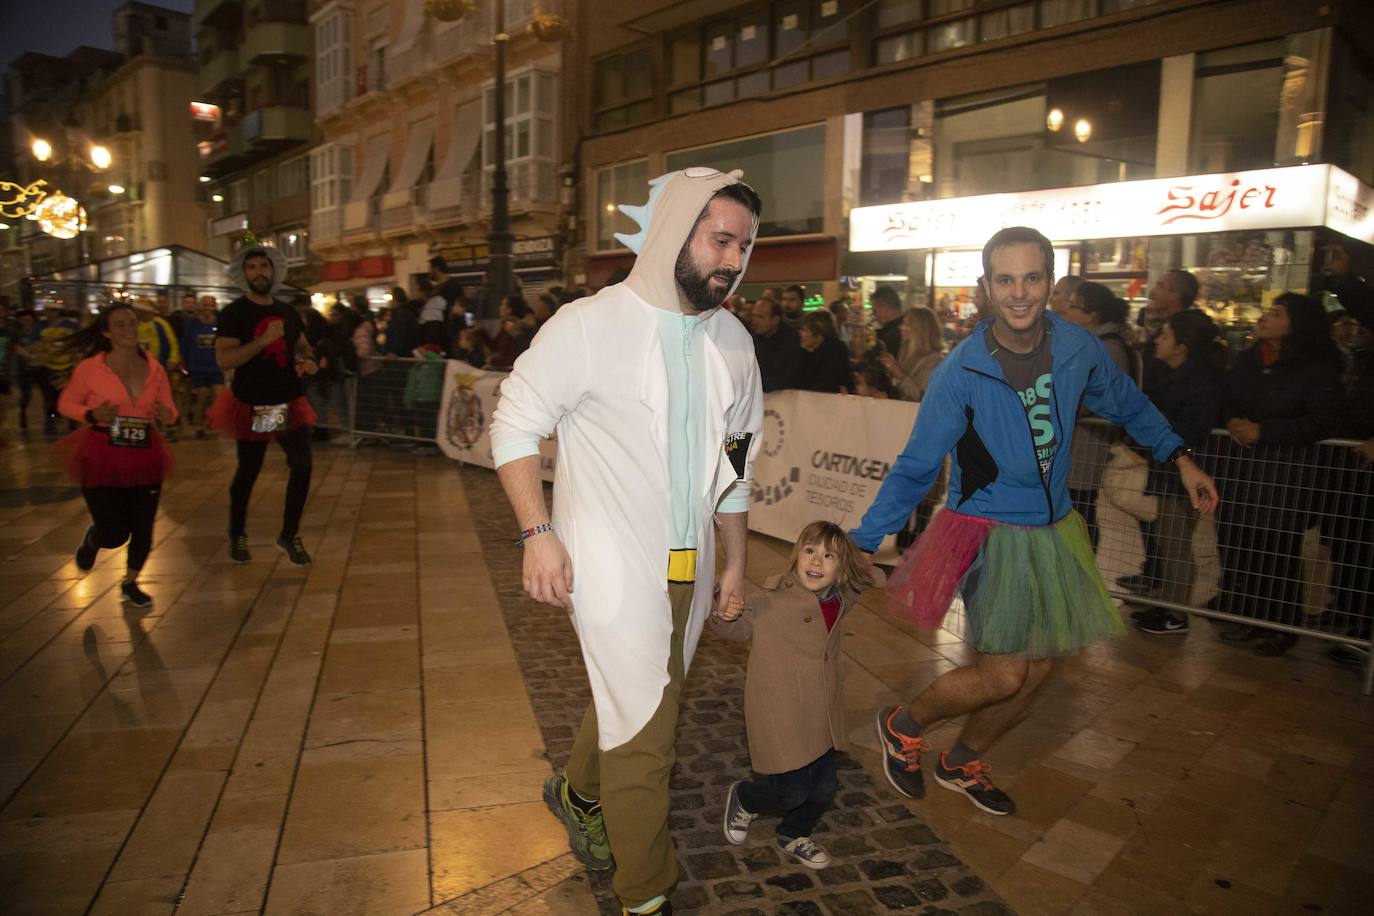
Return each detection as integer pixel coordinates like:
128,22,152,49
435,361,556,481
747,390,916,564
849,164,1374,251
433,364,921,561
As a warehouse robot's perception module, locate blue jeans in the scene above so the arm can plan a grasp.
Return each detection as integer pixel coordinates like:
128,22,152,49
737,748,839,840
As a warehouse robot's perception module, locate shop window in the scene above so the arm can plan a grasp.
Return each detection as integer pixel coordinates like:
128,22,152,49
666,124,826,237
593,45,655,133
1190,41,1284,172
594,159,649,251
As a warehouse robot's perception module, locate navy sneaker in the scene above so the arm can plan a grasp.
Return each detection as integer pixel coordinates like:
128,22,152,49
875,705,931,800
723,781,758,845
934,752,1016,816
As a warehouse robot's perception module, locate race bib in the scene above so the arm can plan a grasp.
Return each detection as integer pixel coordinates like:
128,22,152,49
251,403,289,434
109,415,152,448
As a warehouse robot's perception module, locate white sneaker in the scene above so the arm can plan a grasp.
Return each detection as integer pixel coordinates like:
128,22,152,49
722,781,757,845
779,835,831,869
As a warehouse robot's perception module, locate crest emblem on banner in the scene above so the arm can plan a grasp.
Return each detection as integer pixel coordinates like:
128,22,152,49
445,373,485,450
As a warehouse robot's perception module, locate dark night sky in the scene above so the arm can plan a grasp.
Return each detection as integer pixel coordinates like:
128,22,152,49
3,0,195,74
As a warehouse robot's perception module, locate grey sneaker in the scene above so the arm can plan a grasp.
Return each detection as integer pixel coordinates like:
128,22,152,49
779,835,831,870
723,781,758,845
542,773,612,870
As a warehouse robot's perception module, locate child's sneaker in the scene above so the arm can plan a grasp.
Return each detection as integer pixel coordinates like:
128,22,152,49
933,752,1016,816
542,773,613,870
621,897,672,915
778,835,831,870
722,781,757,845
875,705,931,799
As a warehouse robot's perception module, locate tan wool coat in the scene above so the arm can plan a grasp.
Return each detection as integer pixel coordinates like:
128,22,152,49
711,568,884,774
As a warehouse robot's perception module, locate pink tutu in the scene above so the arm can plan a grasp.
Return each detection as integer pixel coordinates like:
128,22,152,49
885,509,995,629
207,390,316,441
56,426,173,489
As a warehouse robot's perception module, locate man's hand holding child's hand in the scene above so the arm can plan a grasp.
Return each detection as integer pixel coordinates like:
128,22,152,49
713,594,745,622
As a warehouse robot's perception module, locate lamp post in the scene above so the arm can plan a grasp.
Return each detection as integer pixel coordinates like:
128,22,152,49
487,0,513,309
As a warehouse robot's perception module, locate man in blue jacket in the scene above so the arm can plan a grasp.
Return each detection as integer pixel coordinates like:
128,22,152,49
852,226,1218,817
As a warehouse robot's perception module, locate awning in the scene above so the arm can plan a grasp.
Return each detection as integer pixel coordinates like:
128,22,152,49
391,0,426,55
383,117,435,209
350,133,392,204
427,101,482,209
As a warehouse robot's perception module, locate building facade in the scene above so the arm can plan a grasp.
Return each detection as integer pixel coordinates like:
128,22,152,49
194,0,316,287
1,3,210,304
306,0,566,311
571,0,1374,333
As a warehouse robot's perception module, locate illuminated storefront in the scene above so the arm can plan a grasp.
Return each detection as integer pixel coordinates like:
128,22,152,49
848,163,1374,334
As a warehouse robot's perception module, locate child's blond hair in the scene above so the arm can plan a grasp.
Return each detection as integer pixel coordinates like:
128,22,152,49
787,521,876,593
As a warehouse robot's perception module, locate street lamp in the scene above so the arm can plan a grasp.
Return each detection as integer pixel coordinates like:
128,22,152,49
31,138,53,162
90,145,112,170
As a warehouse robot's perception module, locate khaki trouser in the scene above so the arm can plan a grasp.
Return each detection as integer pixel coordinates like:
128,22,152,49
565,582,693,907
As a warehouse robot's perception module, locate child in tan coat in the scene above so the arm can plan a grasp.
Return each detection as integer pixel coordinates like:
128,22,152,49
711,521,882,869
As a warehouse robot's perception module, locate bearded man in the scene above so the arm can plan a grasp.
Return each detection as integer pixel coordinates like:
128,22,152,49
490,168,764,916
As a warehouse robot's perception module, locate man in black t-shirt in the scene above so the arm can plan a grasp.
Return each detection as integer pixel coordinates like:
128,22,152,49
214,244,318,566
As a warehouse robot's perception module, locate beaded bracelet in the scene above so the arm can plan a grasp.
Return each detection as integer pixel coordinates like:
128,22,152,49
515,522,554,547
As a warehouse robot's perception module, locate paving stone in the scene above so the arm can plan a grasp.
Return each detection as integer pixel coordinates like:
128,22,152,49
912,877,949,901
872,884,923,909
687,850,739,880
861,859,908,881
956,903,1012,915
460,466,1007,916
822,889,881,915
767,871,817,893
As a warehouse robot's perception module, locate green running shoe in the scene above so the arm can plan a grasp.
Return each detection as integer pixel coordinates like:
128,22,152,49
543,773,612,870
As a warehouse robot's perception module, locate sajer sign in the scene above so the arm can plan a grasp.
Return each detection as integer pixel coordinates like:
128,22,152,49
849,164,1374,251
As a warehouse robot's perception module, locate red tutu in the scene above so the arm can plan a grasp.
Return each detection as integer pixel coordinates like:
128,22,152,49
56,426,173,489
885,509,995,629
207,390,316,440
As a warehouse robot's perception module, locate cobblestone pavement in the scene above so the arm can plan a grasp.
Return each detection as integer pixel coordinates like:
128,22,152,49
460,466,1011,916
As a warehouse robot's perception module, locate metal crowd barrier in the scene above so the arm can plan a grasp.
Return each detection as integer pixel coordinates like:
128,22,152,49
1070,417,1373,693
302,355,444,447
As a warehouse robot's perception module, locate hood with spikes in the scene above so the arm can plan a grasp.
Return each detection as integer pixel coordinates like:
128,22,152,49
618,167,759,313
227,230,288,296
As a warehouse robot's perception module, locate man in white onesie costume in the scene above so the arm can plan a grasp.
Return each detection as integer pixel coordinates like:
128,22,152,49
491,168,764,915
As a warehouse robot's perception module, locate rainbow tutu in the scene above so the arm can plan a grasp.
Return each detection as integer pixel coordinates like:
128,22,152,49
886,509,1122,657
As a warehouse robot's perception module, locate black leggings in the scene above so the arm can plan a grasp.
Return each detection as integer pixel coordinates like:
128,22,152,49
229,424,312,539
82,485,161,572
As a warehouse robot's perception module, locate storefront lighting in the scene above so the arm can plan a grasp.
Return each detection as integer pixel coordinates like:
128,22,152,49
199,175,211,183
1074,119,1092,143
108,184,125,194
1046,108,1065,132
90,145,112,170
211,193,224,202
31,138,52,162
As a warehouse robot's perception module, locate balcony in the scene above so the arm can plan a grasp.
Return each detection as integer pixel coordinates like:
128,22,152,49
197,47,239,96
381,188,416,237
241,21,308,63
242,106,312,148
418,173,481,229
310,206,342,248
342,197,380,240
202,123,245,169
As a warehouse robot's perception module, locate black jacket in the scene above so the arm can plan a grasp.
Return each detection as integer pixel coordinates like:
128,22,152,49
1330,272,1374,439
1145,358,1222,497
797,336,853,394
875,318,902,359
754,324,803,392
385,302,421,357
1212,344,1344,517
